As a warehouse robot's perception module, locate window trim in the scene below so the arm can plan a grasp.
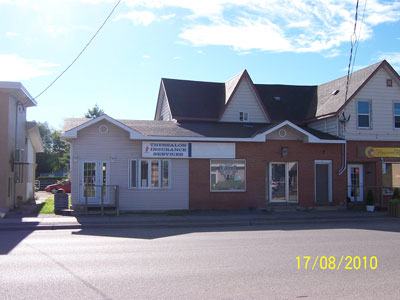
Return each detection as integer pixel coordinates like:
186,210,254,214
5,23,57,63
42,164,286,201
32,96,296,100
393,101,400,130
357,100,372,129
210,159,246,192
128,159,171,189
239,111,249,122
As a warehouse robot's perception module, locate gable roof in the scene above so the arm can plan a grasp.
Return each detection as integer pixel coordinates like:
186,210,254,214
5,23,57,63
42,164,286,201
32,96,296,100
63,117,343,143
310,60,384,120
62,114,143,139
158,60,400,124
218,69,271,122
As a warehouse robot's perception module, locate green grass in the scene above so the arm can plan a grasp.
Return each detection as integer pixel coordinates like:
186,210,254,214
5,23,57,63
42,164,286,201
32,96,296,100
35,196,71,214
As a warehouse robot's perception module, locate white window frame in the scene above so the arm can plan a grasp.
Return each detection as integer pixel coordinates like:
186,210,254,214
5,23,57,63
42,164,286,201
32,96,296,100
393,101,400,129
357,100,372,129
239,111,249,122
129,159,171,189
210,159,246,192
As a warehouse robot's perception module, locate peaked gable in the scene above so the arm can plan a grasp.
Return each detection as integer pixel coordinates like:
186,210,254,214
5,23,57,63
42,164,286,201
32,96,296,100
305,60,400,122
219,70,270,123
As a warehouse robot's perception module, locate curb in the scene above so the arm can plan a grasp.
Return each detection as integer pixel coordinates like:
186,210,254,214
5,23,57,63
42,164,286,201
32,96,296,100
0,216,394,231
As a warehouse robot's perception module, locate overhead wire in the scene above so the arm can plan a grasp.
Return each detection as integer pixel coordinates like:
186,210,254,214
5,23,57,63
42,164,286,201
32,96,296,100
344,0,360,103
34,0,122,100
350,0,368,76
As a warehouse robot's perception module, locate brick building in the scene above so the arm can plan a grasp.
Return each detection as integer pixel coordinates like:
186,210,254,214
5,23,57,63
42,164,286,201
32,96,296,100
62,60,400,211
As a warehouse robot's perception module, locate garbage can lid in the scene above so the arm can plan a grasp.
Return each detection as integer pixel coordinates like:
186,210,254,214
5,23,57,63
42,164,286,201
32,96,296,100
56,188,66,194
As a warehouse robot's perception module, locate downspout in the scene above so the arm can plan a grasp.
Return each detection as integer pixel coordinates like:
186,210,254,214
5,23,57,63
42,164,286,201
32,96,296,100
13,101,21,208
338,141,347,175
13,101,22,208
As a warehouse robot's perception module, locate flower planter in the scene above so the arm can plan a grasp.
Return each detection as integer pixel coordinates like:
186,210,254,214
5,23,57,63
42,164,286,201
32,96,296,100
366,205,375,212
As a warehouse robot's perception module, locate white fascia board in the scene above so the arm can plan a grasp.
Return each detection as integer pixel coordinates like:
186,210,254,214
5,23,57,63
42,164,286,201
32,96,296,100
0,81,36,106
130,135,266,142
254,120,345,144
62,114,144,139
27,125,45,152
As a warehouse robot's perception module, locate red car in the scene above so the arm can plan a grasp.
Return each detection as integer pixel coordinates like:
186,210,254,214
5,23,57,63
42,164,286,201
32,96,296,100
45,180,71,194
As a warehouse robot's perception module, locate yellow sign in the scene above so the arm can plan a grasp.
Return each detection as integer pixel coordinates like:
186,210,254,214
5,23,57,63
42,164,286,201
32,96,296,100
365,147,400,158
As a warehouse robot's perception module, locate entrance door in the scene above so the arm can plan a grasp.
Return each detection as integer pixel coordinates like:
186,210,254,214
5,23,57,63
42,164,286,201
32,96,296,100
80,160,109,204
348,164,363,202
270,162,298,203
315,161,332,203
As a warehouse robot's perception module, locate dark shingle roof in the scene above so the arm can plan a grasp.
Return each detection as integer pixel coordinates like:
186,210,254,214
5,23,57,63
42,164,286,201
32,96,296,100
255,84,317,122
314,61,382,118
63,117,343,141
162,61,389,123
162,78,225,120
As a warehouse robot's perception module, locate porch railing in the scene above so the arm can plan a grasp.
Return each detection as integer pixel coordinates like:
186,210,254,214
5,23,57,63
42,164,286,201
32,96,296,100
82,184,119,216
347,185,400,207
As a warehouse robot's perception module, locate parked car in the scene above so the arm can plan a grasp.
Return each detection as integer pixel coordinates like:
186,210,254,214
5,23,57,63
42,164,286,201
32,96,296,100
45,180,71,194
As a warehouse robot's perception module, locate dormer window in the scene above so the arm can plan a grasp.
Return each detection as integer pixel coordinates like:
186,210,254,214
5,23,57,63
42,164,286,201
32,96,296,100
239,112,249,122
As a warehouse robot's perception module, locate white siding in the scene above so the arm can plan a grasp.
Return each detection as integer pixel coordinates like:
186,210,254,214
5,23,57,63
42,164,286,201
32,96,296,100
266,125,307,141
161,93,172,121
70,120,189,210
308,117,338,136
220,79,269,123
342,67,400,141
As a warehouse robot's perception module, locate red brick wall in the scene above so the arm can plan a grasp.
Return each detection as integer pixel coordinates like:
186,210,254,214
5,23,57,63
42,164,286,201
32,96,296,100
189,141,346,209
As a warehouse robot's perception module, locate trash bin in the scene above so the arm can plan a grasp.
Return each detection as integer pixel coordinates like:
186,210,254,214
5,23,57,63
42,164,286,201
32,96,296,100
54,189,68,214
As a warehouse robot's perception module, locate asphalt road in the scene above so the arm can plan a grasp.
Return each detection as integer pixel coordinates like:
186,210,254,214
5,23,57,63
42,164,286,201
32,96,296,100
1,219,399,300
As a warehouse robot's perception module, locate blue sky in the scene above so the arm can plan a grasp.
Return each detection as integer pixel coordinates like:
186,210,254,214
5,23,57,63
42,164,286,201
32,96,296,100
1,0,400,130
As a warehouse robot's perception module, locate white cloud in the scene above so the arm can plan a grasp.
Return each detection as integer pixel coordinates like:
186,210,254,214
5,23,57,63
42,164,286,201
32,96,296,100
161,13,175,20
142,55,150,59
378,52,400,66
0,54,59,81
114,10,155,26
121,0,400,54
197,50,203,54
173,56,181,59
5,32,21,37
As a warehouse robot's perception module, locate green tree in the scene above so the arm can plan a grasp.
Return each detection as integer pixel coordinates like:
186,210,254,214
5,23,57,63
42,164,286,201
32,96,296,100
35,122,70,177
84,104,104,118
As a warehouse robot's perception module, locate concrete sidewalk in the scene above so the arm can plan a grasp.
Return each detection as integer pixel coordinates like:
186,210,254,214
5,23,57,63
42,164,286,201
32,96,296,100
0,209,394,231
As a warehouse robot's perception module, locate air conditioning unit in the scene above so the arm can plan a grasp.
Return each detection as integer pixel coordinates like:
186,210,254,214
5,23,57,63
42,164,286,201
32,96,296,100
14,149,24,163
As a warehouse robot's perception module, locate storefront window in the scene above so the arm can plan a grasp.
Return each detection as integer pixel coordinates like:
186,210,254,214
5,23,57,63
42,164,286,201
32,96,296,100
129,159,170,189
210,159,246,191
383,163,400,195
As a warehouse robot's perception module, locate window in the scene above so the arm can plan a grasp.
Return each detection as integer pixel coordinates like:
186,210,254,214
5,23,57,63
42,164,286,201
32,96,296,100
357,101,371,128
239,112,249,122
210,159,246,191
382,163,400,195
387,79,393,87
129,159,170,189
394,103,400,129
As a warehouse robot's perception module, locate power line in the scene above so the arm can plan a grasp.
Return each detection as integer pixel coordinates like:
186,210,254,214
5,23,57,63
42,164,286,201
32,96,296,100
34,0,122,100
344,0,362,103
350,0,367,75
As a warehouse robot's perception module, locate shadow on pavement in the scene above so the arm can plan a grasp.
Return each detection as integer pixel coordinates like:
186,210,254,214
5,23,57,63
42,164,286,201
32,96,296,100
71,218,400,240
0,228,37,255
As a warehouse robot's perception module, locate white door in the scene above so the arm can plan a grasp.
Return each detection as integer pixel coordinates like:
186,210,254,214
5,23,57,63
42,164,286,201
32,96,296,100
80,160,109,204
347,164,363,202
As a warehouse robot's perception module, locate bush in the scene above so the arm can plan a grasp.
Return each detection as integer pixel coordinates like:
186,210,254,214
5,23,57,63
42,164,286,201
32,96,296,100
366,190,374,206
393,188,400,200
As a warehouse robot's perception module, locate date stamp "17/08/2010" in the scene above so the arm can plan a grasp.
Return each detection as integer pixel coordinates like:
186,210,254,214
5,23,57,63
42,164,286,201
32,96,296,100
296,256,378,270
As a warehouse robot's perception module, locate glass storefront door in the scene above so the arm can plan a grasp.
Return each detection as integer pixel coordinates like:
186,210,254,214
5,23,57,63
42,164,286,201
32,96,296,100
270,162,298,203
